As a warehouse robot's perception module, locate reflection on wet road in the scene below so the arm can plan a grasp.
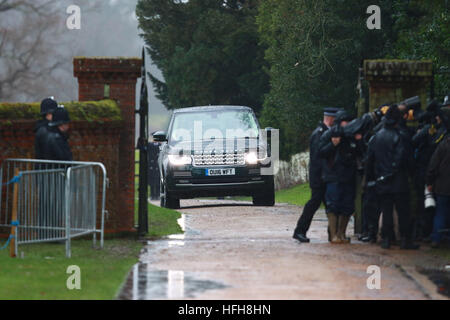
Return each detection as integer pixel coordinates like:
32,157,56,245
117,266,227,300
117,213,228,300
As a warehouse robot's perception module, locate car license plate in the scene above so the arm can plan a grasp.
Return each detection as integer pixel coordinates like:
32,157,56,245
206,168,235,176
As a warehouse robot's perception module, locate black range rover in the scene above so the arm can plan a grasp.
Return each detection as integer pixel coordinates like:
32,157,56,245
153,105,275,209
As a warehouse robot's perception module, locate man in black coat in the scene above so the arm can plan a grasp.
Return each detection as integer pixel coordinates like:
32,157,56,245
37,104,71,237
293,107,340,243
46,107,73,161
148,138,161,200
35,97,58,159
365,105,419,249
360,104,390,243
319,110,364,243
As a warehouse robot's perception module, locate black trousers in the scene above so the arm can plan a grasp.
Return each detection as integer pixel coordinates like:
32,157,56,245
414,175,434,238
363,188,381,238
379,192,411,240
148,168,160,200
294,184,326,235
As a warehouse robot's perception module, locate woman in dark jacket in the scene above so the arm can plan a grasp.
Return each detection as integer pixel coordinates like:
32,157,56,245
426,134,450,247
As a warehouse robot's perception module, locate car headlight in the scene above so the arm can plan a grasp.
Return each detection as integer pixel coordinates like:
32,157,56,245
168,154,192,166
245,152,258,164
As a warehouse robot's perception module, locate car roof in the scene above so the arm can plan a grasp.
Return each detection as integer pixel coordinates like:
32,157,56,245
173,105,253,113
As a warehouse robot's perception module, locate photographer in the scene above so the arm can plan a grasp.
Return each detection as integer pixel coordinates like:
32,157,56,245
398,96,422,138
365,105,419,250
412,99,449,240
425,96,450,248
426,136,450,249
319,110,364,244
330,104,386,242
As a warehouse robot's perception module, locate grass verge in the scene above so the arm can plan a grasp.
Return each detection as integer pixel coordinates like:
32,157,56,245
0,148,183,300
232,183,317,207
134,198,183,238
0,239,141,300
147,203,183,238
275,183,315,207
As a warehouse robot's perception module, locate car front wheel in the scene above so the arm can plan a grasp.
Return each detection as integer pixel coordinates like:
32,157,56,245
160,181,180,209
252,177,275,206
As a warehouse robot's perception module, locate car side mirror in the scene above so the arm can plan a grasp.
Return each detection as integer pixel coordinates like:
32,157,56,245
153,131,167,142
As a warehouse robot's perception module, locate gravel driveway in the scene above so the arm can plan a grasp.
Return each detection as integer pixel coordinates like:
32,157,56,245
117,199,449,300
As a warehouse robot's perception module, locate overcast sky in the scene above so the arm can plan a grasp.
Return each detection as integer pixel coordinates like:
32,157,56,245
63,0,170,133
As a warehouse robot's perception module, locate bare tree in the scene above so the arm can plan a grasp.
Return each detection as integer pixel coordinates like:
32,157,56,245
0,0,56,13
0,0,103,102
0,0,63,101
0,0,146,102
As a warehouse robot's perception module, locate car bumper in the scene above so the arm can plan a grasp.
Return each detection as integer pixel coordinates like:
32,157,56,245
165,165,271,198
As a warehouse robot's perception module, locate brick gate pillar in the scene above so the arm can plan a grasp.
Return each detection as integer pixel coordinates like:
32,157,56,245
73,57,142,233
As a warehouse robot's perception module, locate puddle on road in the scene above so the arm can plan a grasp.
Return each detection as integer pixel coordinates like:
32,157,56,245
417,267,450,298
176,214,186,232
117,265,227,300
117,214,228,300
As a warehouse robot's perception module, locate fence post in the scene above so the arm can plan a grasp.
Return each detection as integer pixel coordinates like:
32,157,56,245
10,168,19,258
65,167,71,258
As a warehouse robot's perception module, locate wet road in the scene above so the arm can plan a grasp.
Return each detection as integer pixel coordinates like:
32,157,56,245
117,199,449,300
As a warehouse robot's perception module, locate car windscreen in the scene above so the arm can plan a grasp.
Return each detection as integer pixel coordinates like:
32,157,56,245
170,109,259,143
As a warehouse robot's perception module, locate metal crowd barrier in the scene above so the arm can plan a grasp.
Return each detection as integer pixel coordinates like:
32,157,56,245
0,159,107,258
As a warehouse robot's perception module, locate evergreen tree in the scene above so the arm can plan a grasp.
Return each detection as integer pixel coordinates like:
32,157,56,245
256,0,397,159
136,0,268,115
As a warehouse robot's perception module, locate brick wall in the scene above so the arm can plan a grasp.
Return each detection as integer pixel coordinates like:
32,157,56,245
0,56,142,235
0,119,127,234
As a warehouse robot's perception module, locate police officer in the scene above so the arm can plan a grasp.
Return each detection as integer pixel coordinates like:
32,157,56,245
46,107,73,161
319,110,364,243
37,105,71,238
366,105,419,249
293,107,340,243
35,97,58,159
148,135,161,200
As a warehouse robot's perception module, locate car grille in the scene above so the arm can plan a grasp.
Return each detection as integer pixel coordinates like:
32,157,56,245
193,153,245,166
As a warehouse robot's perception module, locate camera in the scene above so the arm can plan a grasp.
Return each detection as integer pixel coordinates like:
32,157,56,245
424,186,436,209
342,110,381,139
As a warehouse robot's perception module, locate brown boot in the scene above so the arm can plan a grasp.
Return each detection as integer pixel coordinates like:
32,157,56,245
328,213,341,243
338,215,351,244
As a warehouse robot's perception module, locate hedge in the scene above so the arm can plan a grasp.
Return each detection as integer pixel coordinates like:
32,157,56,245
0,99,122,122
